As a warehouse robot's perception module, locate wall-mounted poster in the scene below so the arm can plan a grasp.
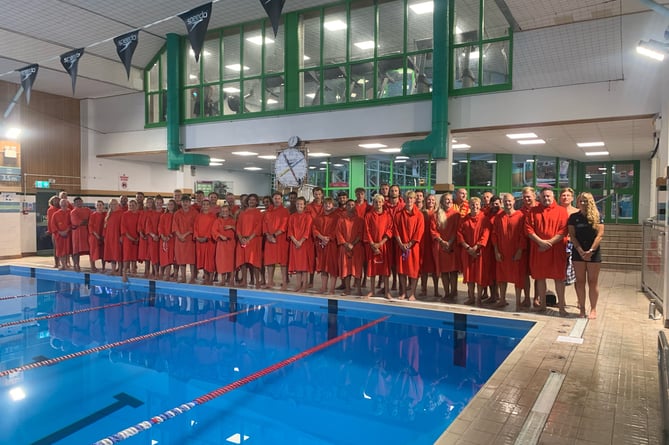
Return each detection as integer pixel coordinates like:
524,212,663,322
194,180,232,196
0,140,21,184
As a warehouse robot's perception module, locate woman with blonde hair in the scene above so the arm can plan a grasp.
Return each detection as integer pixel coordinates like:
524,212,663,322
568,192,604,319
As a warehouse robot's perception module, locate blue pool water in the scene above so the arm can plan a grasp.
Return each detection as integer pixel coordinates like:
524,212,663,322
0,267,533,445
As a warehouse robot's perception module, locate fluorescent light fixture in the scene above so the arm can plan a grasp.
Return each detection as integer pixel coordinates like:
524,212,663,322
243,166,262,171
409,1,434,14
425,160,435,163
394,159,407,163
342,158,350,162
598,167,607,171
258,155,277,160
359,143,387,149
231,151,258,156
333,163,344,167
246,36,274,45
209,158,225,163
305,93,316,99
506,132,538,139
223,87,240,93
487,160,497,164
188,74,198,80
309,166,316,170
225,64,250,72
354,40,375,50
319,167,326,170
308,152,330,157
452,143,471,149
9,387,25,401
226,433,250,444
584,151,609,156
451,138,458,143
637,40,667,61
324,20,347,31
396,156,410,160
303,55,311,61
209,162,223,166
517,139,546,145
379,148,401,153
459,160,468,163
6,127,21,139
266,98,278,105
320,161,329,165
526,159,535,163
577,141,605,148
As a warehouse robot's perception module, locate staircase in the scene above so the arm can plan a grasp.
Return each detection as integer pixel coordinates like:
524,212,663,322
599,224,642,271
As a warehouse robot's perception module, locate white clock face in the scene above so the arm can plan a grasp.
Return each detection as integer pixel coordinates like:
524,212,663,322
288,136,300,148
275,148,307,187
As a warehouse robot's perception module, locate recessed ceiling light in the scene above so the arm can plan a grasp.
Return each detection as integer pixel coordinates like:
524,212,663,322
409,1,434,14
266,98,278,105
209,157,225,163
394,159,407,163
396,156,410,160
584,151,609,156
354,40,375,50
487,160,497,164
305,93,316,99
308,152,330,158
359,143,387,149
188,74,198,80
225,64,250,72
319,167,326,170
526,159,535,163
309,166,316,170
379,148,401,153
232,151,258,156
303,55,311,61
246,36,274,45
243,166,262,171
324,20,347,31
319,161,329,165
333,163,344,167
209,162,223,166
459,160,468,163
517,139,546,145
342,158,350,162
257,155,277,160
452,143,471,149
598,167,607,171
223,87,241,93
506,132,538,139
451,138,458,143
577,141,605,148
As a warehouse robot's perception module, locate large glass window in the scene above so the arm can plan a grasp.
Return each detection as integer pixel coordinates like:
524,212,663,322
451,0,512,94
145,51,167,125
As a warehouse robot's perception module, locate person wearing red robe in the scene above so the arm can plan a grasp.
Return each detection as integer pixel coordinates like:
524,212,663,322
384,185,405,291
144,197,162,278
394,191,424,301
46,195,62,268
306,187,324,288
453,188,470,217
492,193,527,310
287,197,314,292
172,196,198,283
211,205,236,286
336,200,365,296
354,187,371,287
158,199,177,280
524,188,569,315
481,195,502,305
363,194,393,299
208,192,221,215
519,186,538,307
88,200,106,272
136,202,150,275
458,197,491,306
262,192,290,289
103,199,123,275
194,199,217,283
431,193,461,301
69,197,91,272
420,194,439,298
312,197,340,294
225,192,240,216
52,199,72,269
235,194,264,288
121,199,141,280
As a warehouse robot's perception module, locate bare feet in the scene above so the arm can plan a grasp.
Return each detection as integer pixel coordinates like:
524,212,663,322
463,298,475,305
279,283,288,291
385,293,393,300
397,294,406,300
588,309,597,319
363,292,373,299
408,295,416,301
521,298,531,308
493,300,509,308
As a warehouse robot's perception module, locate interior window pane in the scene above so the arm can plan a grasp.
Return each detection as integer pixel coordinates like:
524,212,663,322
349,0,375,62
535,156,556,189
350,62,375,101
160,54,167,89
452,154,467,186
243,78,262,113
330,157,350,187
558,160,572,188
147,61,159,92
393,156,426,188
185,45,200,86
301,70,320,107
323,6,347,65
584,164,606,189
243,24,263,77
147,93,159,123
299,10,321,68
265,20,284,74
408,53,432,95
453,0,479,44
203,84,220,117
365,156,391,192
612,163,634,189
482,40,509,86
203,33,220,83
483,0,510,39
377,57,404,97
222,29,241,81
407,0,433,52
323,66,347,105
453,45,480,89
185,87,201,119
469,154,495,187
378,0,403,57
222,82,242,115
265,75,284,111
512,155,534,188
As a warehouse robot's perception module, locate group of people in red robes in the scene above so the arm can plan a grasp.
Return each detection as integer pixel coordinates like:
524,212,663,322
45,184,594,315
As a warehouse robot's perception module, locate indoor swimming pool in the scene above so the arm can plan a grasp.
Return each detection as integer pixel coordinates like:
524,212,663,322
0,266,534,444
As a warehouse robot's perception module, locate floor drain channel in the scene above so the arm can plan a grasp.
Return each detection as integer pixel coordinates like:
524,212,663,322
514,371,565,445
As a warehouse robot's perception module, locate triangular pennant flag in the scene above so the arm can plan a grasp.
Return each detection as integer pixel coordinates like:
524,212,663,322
60,48,85,95
18,64,39,104
179,2,212,63
260,0,285,37
113,30,139,79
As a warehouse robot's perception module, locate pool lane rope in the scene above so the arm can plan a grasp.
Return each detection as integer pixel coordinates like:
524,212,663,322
92,315,390,445
0,305,266,378
0,290,57,300
0,298,146,329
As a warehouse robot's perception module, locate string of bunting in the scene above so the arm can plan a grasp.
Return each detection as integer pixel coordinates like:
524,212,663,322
4,0,286,102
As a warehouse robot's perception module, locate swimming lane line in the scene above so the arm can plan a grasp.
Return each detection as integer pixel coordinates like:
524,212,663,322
92,315,391,445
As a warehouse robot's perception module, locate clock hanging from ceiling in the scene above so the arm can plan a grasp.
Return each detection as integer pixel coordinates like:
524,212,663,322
274,136,307,187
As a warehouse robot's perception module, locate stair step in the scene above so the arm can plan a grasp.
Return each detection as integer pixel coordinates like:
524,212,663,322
601,262,642,271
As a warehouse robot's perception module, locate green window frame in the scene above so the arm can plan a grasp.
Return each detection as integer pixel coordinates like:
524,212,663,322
145,49,167,126
449,0,513,95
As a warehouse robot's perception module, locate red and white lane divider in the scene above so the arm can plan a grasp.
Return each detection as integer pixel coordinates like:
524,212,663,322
92,315,390,445
0,290,57,301
0,305,267,378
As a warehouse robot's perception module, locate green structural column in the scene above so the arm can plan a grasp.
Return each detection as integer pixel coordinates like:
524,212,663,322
166,33,209,171
349,156,366,196
495,154,513,193
401,0,449,159
284,12,300,113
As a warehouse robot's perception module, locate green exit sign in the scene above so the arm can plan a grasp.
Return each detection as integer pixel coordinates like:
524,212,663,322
34,181,50,189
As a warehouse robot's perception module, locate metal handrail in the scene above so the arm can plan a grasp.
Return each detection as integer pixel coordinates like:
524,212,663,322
594,194,613,206
658,331,669,445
